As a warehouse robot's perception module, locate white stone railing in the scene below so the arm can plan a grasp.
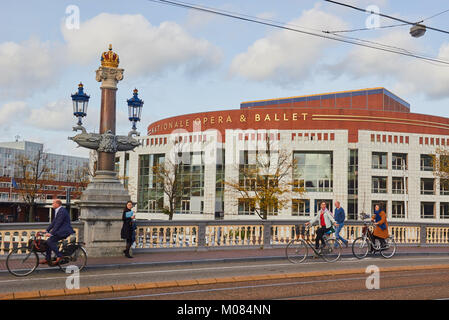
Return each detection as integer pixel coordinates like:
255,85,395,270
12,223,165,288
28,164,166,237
133,220,447,251
0,222,83,255
1,220,448,254
426,226,449,244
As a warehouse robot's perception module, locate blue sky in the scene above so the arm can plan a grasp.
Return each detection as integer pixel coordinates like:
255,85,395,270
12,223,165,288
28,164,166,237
1,0,449,157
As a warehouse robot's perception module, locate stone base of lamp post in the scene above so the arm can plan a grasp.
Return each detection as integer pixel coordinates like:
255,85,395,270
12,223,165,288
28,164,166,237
77,170,130,257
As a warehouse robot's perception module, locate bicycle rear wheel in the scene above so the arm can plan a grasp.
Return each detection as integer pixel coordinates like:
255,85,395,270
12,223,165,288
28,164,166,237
6,247,39,277
286,238,308,263
321,238,341,262
352,237,369,259
380,237,396,259
58,246,87,273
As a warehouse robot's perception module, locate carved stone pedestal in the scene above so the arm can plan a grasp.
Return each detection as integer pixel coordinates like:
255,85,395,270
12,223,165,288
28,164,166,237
78,171,129,257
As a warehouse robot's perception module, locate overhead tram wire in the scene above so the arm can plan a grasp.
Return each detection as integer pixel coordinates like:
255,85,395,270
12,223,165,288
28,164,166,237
148,0,449,67
163,0,430,62
325,22,409,34
324,0,449,36
421,8,449,22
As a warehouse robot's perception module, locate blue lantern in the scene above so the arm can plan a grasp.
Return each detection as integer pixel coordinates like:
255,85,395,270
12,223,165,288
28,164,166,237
127,88,144,130
71,83,90,125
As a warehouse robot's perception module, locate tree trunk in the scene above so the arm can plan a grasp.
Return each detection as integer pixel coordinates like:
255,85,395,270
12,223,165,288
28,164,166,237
28,204,35,223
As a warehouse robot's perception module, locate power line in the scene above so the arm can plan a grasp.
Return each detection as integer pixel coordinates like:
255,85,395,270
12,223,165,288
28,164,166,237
325,22,409,34
422,8,449,22
325,0,449,36
147,0,449,66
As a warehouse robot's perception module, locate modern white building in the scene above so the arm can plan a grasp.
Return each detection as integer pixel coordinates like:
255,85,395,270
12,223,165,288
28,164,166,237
115,88,449,222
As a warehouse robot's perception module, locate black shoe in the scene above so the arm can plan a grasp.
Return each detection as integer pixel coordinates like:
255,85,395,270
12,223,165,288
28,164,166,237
125,253,134,258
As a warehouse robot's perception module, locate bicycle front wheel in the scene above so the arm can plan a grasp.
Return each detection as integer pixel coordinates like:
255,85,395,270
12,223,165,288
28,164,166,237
58,246,87,273
6,247,39,277
321,238,342,262
380,237,397,259
286,238,308,263
352,237,369,259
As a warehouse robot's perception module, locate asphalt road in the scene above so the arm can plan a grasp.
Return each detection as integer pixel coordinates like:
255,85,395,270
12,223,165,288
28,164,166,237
1,254,449,298
80,269,449,300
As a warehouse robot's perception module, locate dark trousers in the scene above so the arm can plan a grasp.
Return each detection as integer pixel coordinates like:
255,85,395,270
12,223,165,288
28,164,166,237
315,226,331,249
125,239,133,254
372,235,387,248
46,235,64,260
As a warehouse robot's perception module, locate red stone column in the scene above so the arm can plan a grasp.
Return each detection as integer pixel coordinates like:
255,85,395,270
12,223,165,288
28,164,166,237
95,66,124,174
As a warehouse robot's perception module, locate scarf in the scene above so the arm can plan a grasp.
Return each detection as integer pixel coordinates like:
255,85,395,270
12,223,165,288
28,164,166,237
374,209,387,230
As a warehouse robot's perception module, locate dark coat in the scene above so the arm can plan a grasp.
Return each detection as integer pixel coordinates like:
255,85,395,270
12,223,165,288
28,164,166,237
46,207,74,238
121,209,136,242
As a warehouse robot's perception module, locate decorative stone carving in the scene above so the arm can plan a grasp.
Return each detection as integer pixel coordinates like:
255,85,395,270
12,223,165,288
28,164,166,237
98,130,117,153
95,66,124,89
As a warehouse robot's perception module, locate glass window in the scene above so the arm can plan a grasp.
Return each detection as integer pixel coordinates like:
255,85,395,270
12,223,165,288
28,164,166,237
392,177,406,194
372,152,387,169
348,149,358,195
420,154,434,171
347,198,358,220
440,203,449,219
292,199,310,216
392,153,407,170
293,152,333,193
421,202,435,219
392,201,405,218
238,199,255,215
421,178,435,195
372,176,387,193
440,179,449,196
137,154,166,212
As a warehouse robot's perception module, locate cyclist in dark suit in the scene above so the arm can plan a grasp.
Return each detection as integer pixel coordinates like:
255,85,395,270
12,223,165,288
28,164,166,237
40,199,74,264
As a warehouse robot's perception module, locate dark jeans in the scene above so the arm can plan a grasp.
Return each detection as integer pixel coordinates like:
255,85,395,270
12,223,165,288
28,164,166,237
46,235,65,260
335,223,348,245
315,226,331,249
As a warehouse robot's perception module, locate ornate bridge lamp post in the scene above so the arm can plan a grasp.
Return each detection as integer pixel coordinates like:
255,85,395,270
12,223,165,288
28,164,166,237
69,45,142,257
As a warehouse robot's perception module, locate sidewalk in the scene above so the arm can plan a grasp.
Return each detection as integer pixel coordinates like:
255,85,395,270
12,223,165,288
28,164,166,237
1,245,447,273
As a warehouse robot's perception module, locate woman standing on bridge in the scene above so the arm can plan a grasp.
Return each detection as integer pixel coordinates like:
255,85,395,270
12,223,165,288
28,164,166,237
121,200,136,258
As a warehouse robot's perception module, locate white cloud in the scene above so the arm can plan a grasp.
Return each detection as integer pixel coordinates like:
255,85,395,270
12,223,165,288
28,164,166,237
328,30,449,100
0,38,64,99
62,13,223,78
229,5,348,85
0,101,29,127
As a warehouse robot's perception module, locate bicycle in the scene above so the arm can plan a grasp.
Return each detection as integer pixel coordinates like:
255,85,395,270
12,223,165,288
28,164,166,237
352,215,397,259
286,224,342,263
6,231,87,277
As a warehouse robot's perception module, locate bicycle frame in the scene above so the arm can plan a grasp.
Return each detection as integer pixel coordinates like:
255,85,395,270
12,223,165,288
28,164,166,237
298,227,332,256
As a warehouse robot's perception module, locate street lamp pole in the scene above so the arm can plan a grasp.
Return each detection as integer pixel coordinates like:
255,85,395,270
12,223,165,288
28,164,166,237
68,44,142,257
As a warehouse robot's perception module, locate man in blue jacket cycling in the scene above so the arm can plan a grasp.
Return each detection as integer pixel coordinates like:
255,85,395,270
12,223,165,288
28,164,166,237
334,201,349,248
40,199,75,264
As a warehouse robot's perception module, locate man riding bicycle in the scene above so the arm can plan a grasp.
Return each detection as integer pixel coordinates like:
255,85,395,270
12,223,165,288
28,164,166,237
40,199,74,265
305,201,337,251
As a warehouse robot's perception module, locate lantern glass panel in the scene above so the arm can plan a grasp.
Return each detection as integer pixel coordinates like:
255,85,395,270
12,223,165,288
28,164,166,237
83,101,88,114
73,101,78,114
